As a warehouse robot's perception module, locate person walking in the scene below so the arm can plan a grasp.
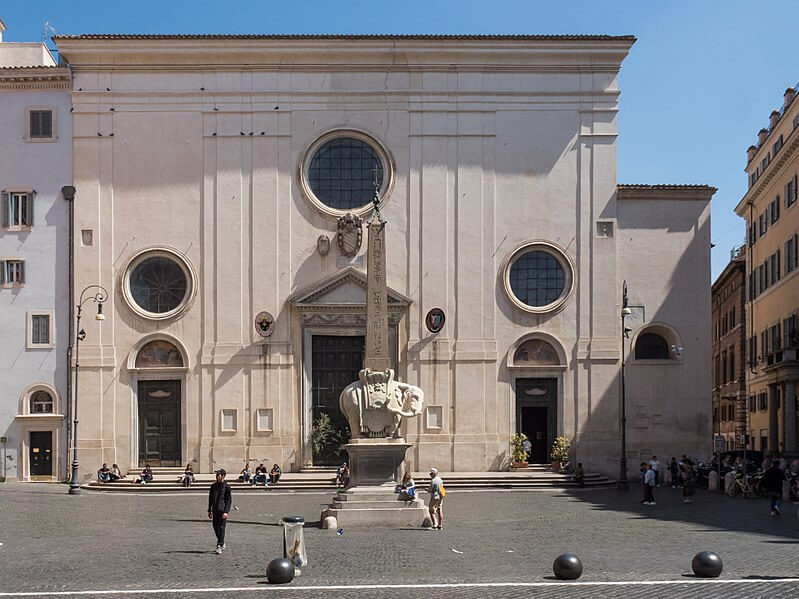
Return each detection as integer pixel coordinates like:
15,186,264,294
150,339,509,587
643,463,656,505
208,469,232,554
649,455,661,486
762,459,787,516
682,459,696,503
427,467,445,530
669,457,680,488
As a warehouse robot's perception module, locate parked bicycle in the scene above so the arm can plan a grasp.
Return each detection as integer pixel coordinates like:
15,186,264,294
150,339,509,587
727,471,758,499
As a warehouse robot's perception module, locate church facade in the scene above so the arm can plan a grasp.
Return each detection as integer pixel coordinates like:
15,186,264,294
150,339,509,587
53,34,713,479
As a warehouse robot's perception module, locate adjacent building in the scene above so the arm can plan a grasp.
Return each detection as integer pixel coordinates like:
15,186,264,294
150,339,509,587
50,33,714,479
0,20,72,481
735,84,799,457
711,245,747,451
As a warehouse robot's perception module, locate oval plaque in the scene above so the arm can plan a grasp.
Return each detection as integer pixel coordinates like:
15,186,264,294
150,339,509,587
255,311,275,337
425,308,446,333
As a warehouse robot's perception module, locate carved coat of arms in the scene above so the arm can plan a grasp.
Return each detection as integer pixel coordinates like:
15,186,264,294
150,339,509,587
337,212,363,257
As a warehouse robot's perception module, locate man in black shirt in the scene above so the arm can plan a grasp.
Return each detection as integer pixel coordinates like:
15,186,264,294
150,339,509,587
208,469,232,554
762,460,786,516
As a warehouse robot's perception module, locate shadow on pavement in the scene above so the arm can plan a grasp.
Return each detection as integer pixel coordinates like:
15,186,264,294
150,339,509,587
559,485,799,541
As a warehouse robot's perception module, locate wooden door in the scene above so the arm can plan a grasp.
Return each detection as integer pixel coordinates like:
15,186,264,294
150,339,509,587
29,431,53,477
138,380,181,467
311,335,364,465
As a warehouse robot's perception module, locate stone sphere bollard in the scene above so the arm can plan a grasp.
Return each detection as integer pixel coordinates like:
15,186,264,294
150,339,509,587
708,470,719,491
691,551,723,578
553,553,583,580
266,557,296,584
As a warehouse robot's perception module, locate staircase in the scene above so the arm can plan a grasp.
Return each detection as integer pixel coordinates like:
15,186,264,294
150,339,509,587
82,465,613,493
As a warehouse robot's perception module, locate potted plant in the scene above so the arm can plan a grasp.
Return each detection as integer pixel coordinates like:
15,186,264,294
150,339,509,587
550,436,571,471
509,433,529,469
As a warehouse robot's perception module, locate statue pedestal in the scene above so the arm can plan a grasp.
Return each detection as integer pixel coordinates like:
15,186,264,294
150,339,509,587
320,438,429,528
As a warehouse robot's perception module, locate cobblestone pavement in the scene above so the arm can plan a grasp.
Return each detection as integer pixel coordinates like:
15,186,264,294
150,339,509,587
1,483,798,598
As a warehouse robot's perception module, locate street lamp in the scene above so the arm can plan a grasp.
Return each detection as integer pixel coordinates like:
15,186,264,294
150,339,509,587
618,281,632,491
68,285,108,495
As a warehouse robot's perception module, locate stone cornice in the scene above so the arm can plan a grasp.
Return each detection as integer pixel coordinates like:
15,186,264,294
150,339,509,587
617,184,716,202
0,66,71,90
736,126,799,215
55,37,634,73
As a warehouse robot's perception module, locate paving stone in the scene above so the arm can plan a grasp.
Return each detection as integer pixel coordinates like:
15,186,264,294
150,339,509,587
1,482,798,598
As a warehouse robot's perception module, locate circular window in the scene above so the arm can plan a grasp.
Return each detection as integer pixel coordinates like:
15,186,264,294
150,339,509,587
123,248,195,320
503,242,574,314
301,130,393,218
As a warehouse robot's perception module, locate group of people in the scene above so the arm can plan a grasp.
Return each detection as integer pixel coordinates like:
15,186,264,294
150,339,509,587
640,455,696,506
96,463,125,483
394,467,445,529
237,462,281,486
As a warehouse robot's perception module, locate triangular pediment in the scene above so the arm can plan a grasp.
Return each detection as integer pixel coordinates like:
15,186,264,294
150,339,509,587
287,267,411,308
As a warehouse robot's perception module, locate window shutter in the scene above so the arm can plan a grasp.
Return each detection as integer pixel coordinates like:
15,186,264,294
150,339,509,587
794,175,798,204
19,261,24,284
29,110,39,137
1,192,8,228
787,182,791,207
24,193,33,227
0,261,4,284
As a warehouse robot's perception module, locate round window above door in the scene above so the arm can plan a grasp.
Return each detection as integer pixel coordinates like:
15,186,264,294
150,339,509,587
122,248,196,320
300,129,394,219
502,241,575,314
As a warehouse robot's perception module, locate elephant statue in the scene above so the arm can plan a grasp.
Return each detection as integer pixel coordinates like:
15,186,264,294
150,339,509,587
339,369,424,439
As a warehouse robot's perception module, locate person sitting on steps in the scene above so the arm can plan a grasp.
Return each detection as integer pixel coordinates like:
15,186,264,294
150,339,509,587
181,463,195,487
109,464,124,482
136,464,153,484
97,463,112,483
269,464,281,485
237,462,251,483
251,463,268,486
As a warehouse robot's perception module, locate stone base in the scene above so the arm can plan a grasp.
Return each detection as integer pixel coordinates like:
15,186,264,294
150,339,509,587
321,487,429,528
344,438,412,487
321,439,428,528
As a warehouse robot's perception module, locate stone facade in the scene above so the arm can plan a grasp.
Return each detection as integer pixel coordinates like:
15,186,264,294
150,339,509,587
711,247,747,451
0,24,72,481
52,34,713,478
735,84,799,456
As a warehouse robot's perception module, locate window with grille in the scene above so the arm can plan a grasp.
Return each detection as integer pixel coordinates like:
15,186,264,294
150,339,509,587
306,136,384,211
31,314,50,345
30,390,54,414
1,192,33,228
29,110,53,138
635,332,670,360
0,260,24,284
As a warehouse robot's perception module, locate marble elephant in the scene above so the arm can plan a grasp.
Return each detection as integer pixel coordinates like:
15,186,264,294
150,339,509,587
339,376,424,438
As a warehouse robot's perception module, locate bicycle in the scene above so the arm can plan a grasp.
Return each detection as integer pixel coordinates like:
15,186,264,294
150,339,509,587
727,471,758,499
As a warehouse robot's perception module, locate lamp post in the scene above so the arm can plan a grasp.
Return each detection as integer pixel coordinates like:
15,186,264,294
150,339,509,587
618,281,632,491
68,285,108,495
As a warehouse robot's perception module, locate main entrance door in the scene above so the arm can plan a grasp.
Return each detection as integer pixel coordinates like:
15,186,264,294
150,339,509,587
516,378,557,464
29,431,53,477
138,380,181,467
311,335,364,465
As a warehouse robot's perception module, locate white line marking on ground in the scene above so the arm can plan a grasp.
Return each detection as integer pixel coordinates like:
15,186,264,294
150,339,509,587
1,578,797,596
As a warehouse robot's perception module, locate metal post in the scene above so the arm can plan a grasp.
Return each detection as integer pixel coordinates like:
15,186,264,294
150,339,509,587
68,285,108,495
618,281,630,491
68,304,83,495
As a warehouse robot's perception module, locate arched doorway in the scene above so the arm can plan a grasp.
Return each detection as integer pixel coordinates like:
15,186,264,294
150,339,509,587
132,338,186,467
509,336,566,464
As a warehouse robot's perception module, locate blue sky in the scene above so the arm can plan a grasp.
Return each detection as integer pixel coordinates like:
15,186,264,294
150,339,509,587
2,0,797,280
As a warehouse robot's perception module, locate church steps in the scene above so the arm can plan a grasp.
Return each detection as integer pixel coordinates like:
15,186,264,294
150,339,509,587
81,469,614,492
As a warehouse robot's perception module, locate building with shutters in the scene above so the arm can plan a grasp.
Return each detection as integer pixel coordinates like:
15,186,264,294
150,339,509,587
51,33,714,480
0,20,72,481
735,84,799,456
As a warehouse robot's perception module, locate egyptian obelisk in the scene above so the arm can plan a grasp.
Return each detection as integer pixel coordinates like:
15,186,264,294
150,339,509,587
364,196,389,371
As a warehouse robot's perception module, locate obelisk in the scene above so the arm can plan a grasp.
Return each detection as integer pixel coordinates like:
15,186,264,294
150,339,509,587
364,200,389,371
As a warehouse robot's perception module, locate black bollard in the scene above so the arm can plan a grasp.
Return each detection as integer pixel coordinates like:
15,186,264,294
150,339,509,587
552,553,583,580
266,557,296,584
691,551,723,578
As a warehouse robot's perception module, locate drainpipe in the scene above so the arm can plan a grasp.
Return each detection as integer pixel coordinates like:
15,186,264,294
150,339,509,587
62,185,75,481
